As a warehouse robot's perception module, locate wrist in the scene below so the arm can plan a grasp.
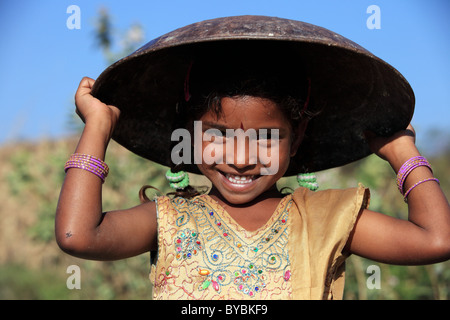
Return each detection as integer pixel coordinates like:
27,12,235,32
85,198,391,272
76,122,114,159
384,143,421,174
84,117,116,141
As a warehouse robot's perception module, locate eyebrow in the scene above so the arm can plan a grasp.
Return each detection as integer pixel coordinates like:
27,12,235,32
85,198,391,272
201,121,288,135
201,121,230,131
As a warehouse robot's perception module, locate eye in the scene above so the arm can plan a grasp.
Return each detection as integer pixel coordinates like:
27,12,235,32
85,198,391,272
203,128,224,142
258,132,272,140
258,129,279,140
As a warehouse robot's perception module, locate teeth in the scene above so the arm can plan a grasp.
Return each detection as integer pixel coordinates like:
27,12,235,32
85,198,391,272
225,173,254,184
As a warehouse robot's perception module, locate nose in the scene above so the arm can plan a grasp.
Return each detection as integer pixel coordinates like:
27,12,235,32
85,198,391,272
225,134,258,169
228,162,257,174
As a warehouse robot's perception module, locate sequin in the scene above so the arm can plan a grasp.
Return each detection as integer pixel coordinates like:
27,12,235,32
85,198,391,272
201,280,211,289
284,270,291,281
174,228,202,260
199,269,210,276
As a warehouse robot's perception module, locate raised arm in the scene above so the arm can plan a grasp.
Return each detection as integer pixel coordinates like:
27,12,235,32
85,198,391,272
347,125,450,265
55,77,157,261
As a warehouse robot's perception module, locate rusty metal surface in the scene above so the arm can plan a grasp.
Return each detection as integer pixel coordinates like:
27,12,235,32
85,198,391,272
136,15,366,53
91,15,415,175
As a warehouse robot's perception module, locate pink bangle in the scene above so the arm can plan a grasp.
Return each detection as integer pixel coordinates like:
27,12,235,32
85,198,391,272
396,156,432,195
64,153,109,183
403,178,440,203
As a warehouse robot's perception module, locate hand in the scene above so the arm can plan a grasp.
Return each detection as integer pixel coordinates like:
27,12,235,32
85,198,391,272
74,77,121,138
365,124,417,163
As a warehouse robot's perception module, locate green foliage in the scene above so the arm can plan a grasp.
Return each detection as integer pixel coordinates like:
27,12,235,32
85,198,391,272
1,7,448,300
93,7,144,65
1,138,448,299
7,149,34,196
1,139,160,300
0,264,80,300
315,152,450,300
6,142,68,242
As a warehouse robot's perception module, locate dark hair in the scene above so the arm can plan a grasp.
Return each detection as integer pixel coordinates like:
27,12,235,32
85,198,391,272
141,42,316,202
185,42,314,127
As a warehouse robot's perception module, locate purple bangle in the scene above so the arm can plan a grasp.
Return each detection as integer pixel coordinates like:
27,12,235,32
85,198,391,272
64,154,109,183
403,178,440,203
396,156,432,195
70,153,109,174
64,164,106,182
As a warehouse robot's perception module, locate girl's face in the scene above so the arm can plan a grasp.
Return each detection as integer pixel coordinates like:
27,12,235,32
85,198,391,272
195,96,306,205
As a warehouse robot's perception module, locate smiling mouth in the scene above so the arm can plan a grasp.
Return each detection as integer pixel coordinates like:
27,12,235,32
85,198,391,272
220,171,261,185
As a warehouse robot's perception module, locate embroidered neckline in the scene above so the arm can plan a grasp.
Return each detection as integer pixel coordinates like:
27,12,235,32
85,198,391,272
156,194,293,298
198,193,292,238
173,194,292,297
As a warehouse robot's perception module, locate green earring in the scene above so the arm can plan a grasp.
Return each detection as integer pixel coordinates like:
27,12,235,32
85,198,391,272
297,173,319,191
166,169,190,190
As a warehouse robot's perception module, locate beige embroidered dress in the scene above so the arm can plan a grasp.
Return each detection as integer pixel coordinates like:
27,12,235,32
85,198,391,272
150,185,370,300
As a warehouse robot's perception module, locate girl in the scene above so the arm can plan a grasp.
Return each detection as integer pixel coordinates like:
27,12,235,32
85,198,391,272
55,16,450,300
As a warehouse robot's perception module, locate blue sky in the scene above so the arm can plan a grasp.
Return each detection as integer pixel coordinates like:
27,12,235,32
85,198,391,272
1,0,449,147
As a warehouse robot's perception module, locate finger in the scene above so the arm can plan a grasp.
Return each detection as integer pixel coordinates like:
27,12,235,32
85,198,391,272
108,104,121,122
405,130,415,145
406,123,415,135
75,77,96,99
79,76,95,88
403,123,415,139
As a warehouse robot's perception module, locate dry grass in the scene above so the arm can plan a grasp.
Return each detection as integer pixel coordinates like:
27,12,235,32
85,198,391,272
0,137,448,299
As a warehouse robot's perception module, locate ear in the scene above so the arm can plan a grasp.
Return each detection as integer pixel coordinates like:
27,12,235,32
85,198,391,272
290,119,309,157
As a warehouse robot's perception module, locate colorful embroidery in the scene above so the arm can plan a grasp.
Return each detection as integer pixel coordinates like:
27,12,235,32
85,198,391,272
152,194,293,299
174,228,202,260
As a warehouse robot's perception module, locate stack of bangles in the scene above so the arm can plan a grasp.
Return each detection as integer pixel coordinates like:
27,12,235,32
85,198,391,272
396,156,439,203
64,153,109,183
